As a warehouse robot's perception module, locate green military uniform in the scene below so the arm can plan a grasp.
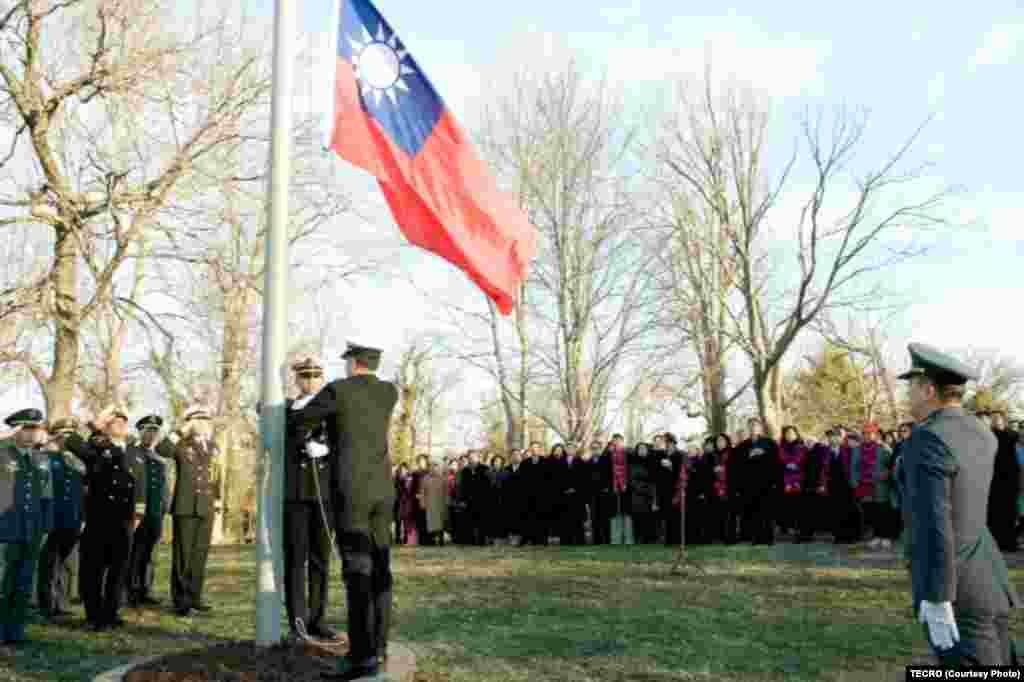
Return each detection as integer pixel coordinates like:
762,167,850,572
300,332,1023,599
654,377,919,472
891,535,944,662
282,357,336,641
0,409,52,644
290,340,398,681
169,407,221,616
125,415,174,606
900,343,1020,665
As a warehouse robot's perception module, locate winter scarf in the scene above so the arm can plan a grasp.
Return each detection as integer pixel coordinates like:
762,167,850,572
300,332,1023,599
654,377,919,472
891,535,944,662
712,449,730,499
612,446,628,494
672,457,688,508
779,440,807,496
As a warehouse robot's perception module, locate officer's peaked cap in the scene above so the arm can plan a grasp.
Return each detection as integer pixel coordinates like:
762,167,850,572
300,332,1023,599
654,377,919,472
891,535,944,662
49,416,80,434
5,408,44,428
897,342,977,385
341,337,384,359
183,405,212,421
291,356,324,375
136,415,163,431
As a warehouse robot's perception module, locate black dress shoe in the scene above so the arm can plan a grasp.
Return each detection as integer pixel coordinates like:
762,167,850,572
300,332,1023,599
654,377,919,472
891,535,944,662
193,603,213,613
307,623,339,640
87,622,108,632
175,606,192,617
109,617,126,628
140,596,162,606
321,662,379,681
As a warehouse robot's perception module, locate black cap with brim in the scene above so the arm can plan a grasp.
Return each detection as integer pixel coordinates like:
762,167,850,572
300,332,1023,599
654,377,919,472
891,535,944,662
5,408,45,428
341,340,383,360
136,415,163,431
897,342,977,385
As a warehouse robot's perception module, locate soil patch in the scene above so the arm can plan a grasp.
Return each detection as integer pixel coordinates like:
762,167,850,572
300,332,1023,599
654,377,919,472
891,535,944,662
123,638,354,682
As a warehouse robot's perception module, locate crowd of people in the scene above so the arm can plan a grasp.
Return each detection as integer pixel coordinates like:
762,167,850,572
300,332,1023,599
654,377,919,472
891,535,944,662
393,412,1024,552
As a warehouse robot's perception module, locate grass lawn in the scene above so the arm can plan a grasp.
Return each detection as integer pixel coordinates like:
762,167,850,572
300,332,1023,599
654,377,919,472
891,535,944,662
4,541,1021,681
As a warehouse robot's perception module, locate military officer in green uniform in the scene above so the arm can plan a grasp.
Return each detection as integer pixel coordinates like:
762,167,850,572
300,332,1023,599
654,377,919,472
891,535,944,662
36,417,86,619
290,338,399,681
900,342,1020,665
170,405,221,616
125,415,174,607
0,409,51,645
283,357,337,643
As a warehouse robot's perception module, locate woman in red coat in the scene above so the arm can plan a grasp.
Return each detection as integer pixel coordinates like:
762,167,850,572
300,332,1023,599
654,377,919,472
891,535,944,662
778,425,809,539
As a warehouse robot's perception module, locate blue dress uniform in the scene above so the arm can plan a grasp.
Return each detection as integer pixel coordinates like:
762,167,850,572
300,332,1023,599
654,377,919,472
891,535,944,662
62,411,137,630
125,415,174,606
899,343,1020,665
36,418,86,618
0,408,51,644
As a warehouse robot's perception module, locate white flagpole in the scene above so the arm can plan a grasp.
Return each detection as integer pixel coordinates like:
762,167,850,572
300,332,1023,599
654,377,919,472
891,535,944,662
256,0,294,647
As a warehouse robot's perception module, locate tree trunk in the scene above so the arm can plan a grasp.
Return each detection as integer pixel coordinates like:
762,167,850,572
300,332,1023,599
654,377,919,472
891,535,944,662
214,286,253,545
754,364,786,437
44,227,81,420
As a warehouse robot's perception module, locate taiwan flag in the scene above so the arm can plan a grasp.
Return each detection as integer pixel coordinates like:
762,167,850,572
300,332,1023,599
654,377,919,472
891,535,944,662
326,0,537,315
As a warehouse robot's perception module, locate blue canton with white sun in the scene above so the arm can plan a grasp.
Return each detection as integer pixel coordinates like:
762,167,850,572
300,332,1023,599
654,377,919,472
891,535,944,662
337,0,445,158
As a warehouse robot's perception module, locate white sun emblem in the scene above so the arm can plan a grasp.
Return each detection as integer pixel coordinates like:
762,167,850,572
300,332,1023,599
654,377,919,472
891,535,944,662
348,24,416,108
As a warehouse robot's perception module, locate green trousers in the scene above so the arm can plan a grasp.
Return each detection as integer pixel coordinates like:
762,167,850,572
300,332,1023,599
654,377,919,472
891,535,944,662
1,535,44,642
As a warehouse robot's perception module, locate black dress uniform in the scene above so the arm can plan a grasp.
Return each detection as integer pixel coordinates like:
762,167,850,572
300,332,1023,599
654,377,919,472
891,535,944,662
125,416,174,606
62,411,136,630
289,340,398,681
283,358,335,641
36,418,86,619
0,409,51,644
900,343,1020,666
170,407,221,616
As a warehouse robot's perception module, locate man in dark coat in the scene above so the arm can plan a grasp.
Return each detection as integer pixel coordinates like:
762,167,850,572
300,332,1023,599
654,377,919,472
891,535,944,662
559,442,587,545
988,410,1020,553
736,418,782,544
586,440,612,545
900,342,1019,665
0,409,51,644
517,442,549,546
36,417,86,620
282,358,337,642
658,433,685,546
124,415,174,607
62,406,137,631
289,338,399,681
457,450,491,546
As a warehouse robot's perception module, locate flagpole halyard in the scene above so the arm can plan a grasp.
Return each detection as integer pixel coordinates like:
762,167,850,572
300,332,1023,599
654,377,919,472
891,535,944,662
255,0,295,648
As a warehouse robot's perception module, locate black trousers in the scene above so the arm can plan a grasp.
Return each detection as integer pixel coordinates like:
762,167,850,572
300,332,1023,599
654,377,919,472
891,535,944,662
988,493,1018,552
798,494,830,540
126,521,162,602
632,509,659,544
520,503,549,545
284,501,331,629
560,496,586,545
706,497,733,544
339,530,392,664
663,506,684,546
172,515,213,610
742,490,776,544
592,494,614,545
80,522,132,625
36,528,81,616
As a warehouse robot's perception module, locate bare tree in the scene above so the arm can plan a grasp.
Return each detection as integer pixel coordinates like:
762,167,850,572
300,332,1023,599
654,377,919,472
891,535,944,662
0,1,274,419
654,64,953,434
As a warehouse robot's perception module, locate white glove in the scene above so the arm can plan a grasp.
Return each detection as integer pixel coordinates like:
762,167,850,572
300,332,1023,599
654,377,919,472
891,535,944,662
661,459,671,469
918,600,959,651
306,442,329,459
